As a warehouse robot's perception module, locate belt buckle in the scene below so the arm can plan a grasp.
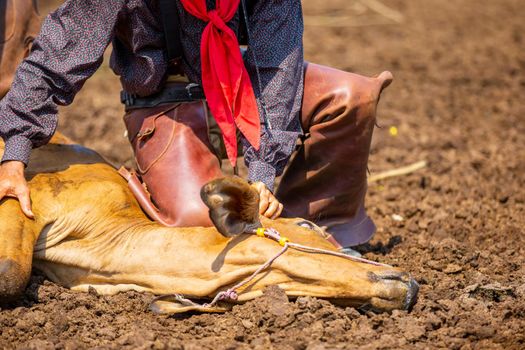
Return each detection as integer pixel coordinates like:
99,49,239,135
185,83,200,99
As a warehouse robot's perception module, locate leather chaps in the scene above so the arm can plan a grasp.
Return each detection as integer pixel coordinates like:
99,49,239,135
121,63,392,247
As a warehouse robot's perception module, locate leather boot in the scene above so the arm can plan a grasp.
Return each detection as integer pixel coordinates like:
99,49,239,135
123,99,223,227
0,0,41,98
276,63,392,248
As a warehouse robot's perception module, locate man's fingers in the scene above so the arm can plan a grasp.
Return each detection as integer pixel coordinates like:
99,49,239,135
251,182,281,218
0,185,16,200
0,161,33,218
15,187,34,219
271,203,284,220
264,199,280,218
259,190,270,215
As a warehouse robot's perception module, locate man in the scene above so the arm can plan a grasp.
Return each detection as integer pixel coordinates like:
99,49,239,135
0,0,389,250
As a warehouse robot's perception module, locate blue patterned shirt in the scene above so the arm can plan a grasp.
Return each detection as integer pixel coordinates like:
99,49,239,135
0,0,304,190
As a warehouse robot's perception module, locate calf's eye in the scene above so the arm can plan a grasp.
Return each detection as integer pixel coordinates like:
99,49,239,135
295,220,316,230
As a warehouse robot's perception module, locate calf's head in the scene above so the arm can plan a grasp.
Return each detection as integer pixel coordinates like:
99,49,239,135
199,176,419,312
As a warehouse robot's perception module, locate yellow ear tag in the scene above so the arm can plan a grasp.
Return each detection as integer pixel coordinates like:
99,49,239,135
256,228,266,237
278,237,290,246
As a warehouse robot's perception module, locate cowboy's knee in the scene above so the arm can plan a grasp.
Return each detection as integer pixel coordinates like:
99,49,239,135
338,83,355,110
0,258,29,301
337,74,380,125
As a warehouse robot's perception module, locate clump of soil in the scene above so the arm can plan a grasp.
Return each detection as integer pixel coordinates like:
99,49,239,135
1,0,524,348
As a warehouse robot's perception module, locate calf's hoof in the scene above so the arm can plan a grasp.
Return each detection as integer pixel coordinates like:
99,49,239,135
0,258,28,302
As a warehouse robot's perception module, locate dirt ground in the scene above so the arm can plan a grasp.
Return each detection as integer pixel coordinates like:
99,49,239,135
1,0,524,349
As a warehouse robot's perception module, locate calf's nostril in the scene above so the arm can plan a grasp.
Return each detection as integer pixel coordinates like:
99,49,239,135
378,272,419,311
374,270,411,283
367,270,420,312
403,278,420,311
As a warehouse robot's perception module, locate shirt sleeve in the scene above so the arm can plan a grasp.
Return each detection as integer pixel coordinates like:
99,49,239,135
0,0,126,165
241,0,304,191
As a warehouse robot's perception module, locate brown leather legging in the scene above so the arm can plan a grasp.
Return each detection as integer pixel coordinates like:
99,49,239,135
123,63,392,247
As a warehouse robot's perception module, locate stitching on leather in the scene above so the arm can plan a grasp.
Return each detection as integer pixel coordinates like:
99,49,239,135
128,104,179,143
135,108,178,174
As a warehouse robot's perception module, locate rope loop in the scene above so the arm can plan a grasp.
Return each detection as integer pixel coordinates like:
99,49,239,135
219,289,238,301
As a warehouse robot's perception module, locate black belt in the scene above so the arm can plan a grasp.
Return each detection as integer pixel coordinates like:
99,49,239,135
121,83,205,110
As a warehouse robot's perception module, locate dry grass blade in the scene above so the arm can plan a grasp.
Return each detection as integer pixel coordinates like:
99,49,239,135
368,160,427,183
361,0,405,24
304,16,395,27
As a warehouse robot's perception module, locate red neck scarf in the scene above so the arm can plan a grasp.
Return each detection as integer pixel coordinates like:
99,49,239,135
179,0,261,166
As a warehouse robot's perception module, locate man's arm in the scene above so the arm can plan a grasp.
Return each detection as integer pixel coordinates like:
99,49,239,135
242,0,304,192
0,0,125,217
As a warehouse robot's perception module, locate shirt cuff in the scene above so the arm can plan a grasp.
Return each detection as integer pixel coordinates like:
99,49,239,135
248,161,277,192
1,135,33,165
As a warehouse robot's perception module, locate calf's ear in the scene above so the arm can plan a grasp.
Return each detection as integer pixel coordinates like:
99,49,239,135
200,176,261,237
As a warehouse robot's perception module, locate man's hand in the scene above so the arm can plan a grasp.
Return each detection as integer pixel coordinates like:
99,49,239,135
0,161,34,218
250,182,283,219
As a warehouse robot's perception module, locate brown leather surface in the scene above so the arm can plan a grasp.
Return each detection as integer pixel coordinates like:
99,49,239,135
276,63,392,247
0,0,41,98
123,99,223,227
